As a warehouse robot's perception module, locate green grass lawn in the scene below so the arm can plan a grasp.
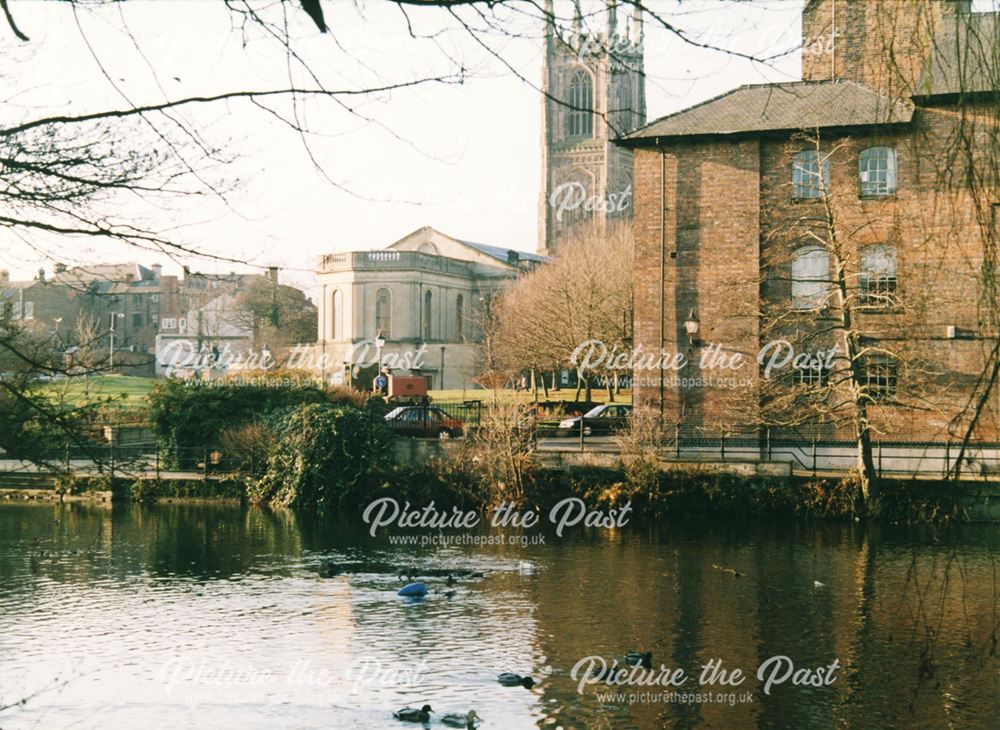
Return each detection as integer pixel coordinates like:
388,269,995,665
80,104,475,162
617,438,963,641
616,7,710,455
46,375,157,408
43,374,630,410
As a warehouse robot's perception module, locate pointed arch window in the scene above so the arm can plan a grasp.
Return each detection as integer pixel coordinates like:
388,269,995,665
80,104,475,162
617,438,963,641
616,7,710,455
566,69,593,138
375,287,391,338
616,73,633,132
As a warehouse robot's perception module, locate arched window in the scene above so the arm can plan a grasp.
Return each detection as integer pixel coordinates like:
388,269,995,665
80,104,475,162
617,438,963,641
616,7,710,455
330,289,341,340
455,294,464,340
791,246,832,310
566,69,593,138
859,147,897,197
858,244,897,307
792,150,829,199
375,287,391,338
423,290,433,341
418,242,438,255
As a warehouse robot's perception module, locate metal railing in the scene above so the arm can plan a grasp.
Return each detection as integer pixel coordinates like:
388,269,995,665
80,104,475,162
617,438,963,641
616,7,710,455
532,420,1000,479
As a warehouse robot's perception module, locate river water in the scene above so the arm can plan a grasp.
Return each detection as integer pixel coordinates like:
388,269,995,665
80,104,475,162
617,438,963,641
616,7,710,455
0,501,998,729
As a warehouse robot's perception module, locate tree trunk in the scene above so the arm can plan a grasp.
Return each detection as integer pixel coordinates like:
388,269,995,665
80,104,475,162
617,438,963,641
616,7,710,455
855,410,880,504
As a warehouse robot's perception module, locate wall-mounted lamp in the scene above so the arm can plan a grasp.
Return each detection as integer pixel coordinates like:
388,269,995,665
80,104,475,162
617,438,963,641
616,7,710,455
684,309,702,347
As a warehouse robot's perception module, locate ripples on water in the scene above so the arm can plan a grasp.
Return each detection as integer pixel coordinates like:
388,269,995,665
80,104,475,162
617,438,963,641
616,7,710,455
0,502,998,729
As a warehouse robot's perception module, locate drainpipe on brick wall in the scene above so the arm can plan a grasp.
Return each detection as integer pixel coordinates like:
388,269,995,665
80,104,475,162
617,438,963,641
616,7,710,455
658,141,666,419
830,0,836,79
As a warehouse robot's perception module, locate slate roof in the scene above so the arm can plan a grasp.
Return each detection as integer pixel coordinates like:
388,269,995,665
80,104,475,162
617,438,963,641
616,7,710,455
916,11,999,97
462,240,547,264
622,80,914,144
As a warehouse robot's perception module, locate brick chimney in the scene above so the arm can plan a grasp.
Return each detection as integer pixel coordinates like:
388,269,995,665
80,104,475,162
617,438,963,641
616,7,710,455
801,0,968,95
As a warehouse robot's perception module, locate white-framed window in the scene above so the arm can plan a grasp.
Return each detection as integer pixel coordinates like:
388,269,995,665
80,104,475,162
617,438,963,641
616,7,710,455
23,301,33,320
374,287,391,338
861,356,898,402
859,146,897,197
151,293,160,304
792,359,831,386
161,317,176,330
792,150,829,199
791,246,832,310
178,318,187,334
566,69,594,138
858,244,897,307
152,313,159,325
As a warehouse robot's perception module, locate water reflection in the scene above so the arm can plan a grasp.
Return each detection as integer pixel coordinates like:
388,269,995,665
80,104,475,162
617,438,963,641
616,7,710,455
0,502,998,729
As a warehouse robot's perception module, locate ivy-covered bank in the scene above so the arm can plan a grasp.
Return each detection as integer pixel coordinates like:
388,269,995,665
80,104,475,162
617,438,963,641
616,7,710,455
35,465,976,526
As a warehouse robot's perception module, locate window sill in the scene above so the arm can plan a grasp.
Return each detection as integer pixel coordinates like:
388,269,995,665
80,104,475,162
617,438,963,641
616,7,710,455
855,305,901,314
858,193,897,201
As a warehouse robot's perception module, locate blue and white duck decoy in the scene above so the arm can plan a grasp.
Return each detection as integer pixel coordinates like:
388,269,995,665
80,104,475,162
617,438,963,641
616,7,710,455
397,582,428,597
498,672,535,688
441,709,481,728
393,704,433,722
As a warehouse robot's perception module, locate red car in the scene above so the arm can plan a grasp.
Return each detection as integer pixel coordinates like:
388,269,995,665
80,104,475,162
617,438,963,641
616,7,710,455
384,406,464,439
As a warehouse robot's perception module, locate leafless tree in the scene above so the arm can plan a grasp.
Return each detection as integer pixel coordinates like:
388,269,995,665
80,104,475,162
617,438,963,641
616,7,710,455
491,221,634,402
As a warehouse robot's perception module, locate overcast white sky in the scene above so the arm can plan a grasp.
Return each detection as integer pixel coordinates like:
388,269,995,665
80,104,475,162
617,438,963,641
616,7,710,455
2,1,815,295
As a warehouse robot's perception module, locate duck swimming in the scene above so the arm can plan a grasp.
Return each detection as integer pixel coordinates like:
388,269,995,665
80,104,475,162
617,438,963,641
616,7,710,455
393,704,433,722
498,672,535,688
624,651,653,668
441,710,481,728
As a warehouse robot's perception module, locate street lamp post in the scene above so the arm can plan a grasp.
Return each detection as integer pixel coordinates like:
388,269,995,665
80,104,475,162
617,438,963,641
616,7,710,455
374,331,386,370
109,312,124,369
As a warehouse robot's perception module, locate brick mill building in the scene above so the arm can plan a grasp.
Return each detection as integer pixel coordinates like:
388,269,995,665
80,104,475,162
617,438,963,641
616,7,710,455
619,0,999,444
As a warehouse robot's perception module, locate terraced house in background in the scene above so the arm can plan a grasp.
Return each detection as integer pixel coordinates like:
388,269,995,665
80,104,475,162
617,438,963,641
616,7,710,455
620,0,999,458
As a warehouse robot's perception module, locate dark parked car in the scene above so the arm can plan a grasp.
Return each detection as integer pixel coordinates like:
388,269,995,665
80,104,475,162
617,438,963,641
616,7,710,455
557,404,632,436
384,406,464,439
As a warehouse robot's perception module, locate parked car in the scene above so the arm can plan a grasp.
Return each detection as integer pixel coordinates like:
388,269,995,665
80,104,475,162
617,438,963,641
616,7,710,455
557,404,632,437
384,406,464,439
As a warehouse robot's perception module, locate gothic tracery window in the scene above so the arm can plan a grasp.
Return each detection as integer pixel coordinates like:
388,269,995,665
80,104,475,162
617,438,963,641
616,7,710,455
566,69,593,138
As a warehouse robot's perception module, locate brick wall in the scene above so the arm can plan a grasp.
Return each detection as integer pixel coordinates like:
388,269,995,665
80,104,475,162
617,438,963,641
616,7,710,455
801,0,963,96
631,97,998,439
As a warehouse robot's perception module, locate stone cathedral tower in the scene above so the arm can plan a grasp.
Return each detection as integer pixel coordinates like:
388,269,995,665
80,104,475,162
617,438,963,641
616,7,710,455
538,0,646,256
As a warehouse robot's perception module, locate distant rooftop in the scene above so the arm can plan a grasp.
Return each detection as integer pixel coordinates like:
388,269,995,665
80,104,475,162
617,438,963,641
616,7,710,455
621,80,914,143
461,240,547,265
